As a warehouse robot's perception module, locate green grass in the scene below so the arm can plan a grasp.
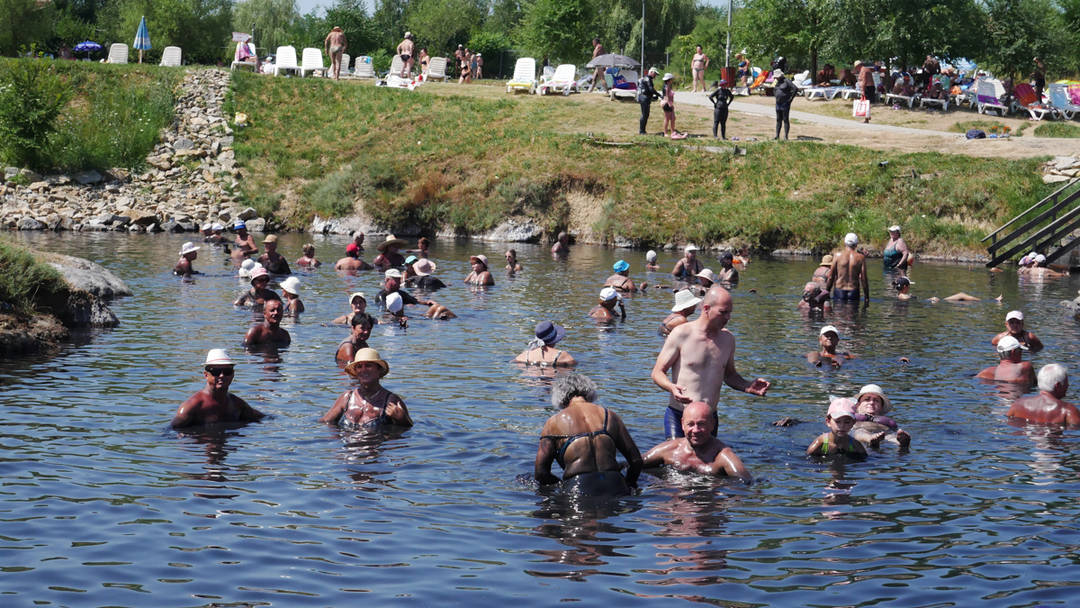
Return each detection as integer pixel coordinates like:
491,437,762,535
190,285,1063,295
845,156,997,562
230,73,1056,254
1033,122,1080,138
0,240,69,316
0,58,181,172
950,119,1029,137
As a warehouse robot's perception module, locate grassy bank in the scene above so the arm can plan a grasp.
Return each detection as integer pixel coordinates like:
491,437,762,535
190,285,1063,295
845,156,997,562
0,58,181,172
0,240,68,315
230,73,1055,254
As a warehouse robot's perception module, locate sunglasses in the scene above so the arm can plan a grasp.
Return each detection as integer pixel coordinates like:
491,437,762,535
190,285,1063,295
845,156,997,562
205,367,234,376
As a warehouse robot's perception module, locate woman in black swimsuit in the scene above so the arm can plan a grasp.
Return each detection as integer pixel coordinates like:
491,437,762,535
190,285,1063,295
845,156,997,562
513,321,576,367
320,348,412,430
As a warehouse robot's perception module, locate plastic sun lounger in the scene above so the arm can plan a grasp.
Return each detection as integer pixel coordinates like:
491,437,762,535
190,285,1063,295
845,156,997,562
230,42,257,71
608,69,638,101
388,55,412,79
804,86,840,101
300,48,326,77
536,64,577,96
977,79,1009,116
336,53,351,77
1048,83,1080,120
353,56,375,79
919,93,949,111
106,43,128,64
273,46,300,76
837,87,861,100
159,46,182,67
427,57,448,81
1012,83,1055,120
506,57,537,94
884,90,916,108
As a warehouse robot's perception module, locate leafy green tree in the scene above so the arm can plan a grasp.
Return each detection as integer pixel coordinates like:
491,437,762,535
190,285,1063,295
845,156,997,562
372,0,408,51
983,0,1069,77
405,0,484,56
468,30,513,76
833,0,982,71
667,7,726,76
233,0,299,58
519,0,595,62
0,60,71,168
1,0,54,57
620,0,696,67
108,0,232,65
488,0,526,33
324,0,380,56
736,0,838,77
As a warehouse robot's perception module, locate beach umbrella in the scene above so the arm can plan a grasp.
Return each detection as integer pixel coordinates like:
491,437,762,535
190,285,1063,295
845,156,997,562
73,40,103,60
586,53,641,70
133,16,152,64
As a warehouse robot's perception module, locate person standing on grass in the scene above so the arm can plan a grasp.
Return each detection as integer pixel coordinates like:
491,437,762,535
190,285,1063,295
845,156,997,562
475,53,483,79
661,73,681,138
397,32,415,78
324,26,347,80
709,80,734,139
458,48,472,84
691,45,709,93
637,67,661,134
587,38,606,93
773,71,798,140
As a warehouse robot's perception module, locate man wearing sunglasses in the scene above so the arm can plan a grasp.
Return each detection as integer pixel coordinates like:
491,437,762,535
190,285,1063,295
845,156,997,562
171,349,264,429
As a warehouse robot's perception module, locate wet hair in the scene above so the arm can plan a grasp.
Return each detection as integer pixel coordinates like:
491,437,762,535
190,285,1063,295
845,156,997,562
418,236,431,249
720,252,734,262
506,248,517,258
551,373,598,409
302,243,315,256
1038,363,1067,393
893,276,910,289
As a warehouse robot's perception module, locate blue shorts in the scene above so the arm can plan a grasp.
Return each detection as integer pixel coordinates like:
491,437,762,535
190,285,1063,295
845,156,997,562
832,288,860,301
665,406,719,439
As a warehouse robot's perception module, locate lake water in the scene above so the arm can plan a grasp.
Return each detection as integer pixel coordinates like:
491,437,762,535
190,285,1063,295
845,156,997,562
2,232,1080,606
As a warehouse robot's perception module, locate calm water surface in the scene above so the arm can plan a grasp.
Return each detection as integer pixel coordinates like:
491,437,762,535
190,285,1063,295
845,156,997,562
2,232,1080,606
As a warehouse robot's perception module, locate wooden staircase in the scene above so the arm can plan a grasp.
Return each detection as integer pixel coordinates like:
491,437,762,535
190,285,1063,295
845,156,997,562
983,179,1080,268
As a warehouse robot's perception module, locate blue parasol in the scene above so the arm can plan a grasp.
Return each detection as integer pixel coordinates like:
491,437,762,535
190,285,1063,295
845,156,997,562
133,16,151,63
73,40,102,53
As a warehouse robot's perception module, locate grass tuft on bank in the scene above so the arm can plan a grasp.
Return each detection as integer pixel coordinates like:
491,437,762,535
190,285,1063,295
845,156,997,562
230,73,1055,254
1033,122,1080,138
0,58,180,172
0,240,68,316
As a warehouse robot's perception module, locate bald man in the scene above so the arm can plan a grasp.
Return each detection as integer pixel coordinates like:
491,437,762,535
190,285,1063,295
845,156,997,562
643,401,752,482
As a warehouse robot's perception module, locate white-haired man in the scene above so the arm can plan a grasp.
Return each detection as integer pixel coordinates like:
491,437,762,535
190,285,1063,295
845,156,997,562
1007,364,1079,427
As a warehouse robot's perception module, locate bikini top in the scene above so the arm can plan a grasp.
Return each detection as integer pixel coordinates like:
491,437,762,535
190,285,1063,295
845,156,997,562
820,434,861,455
542,408,612,467
341,388,392,429
526,348,562,367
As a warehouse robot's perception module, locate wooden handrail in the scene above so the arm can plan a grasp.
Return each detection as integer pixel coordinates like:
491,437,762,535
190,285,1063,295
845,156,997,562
982,179,1080,243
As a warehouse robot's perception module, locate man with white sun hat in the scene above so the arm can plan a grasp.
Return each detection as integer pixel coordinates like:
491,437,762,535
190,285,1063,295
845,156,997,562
991,310,1043,353
826,232,869,304
660,289,702,336
174,242,200,276
171,349,264,429
589,286,625,322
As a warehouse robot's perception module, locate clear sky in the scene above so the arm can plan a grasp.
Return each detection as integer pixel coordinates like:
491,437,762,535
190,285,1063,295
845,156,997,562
295,1,729,18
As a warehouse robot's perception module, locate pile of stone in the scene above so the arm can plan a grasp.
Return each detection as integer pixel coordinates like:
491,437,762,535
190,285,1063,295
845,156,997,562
0,69,273,233
1043,156,1080,184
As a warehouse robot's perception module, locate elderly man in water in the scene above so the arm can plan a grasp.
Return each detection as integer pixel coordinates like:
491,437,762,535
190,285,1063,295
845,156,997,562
233,221,258,256
171,349,264,429
807,325,854,368
174,242,200,276
590,287,626,322
258,234,291,274
334,242,373,271
652,285,769,438
977,335,1034,385
243,299,291,346
643,401,752,483
1008,364,1080,427
991,310,1044,353
826,232,869,304
535,373,643,495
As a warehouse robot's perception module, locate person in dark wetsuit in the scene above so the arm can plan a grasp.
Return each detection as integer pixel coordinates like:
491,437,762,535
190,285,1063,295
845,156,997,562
806,398,867,459
708,80,734,139
535,373,643,495
321,348,412,429
637,67,661,134
513,321,577,367
773,71,798,140
335,314,373,364
171,349,264,429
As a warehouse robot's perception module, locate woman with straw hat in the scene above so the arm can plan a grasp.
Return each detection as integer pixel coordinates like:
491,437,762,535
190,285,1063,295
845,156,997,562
320,348,412,429
373,235,408,270
513,321,577,367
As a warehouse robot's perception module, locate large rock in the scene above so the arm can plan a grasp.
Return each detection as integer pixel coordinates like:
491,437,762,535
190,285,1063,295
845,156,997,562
311,214,377,235
477,218,543,243
44,253,132,300
72,170,104,185
238,207,259,220
245,217,266,232
17,217,45,230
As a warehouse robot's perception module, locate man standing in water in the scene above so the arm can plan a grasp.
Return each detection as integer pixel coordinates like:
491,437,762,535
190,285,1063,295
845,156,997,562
324,26,347,80
826,232,869,304
991,310,1044,353
652,286,770,438
1008,364,1079,427
977,336,1034,385
643,401,752,482
171,349,264,429
243,299,291,346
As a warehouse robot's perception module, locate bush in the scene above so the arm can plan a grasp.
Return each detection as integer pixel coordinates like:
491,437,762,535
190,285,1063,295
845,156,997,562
0,240,68,316
0,60,71,169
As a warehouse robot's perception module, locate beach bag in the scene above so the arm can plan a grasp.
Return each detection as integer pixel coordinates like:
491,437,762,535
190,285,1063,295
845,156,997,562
965,129,986,139
853,96,870,118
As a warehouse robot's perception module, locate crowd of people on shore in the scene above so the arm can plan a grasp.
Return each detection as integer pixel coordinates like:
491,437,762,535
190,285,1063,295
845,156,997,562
170,225,1078,497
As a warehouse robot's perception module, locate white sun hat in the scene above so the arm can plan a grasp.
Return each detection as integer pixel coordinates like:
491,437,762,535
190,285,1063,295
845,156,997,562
204,348,234,367
280,276,301,295
180,242,200,256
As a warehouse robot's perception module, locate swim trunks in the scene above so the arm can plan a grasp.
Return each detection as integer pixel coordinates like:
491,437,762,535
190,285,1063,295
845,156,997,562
833,288,860,301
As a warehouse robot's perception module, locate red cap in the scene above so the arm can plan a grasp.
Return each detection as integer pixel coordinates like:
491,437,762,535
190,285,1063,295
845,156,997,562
346,243,359,255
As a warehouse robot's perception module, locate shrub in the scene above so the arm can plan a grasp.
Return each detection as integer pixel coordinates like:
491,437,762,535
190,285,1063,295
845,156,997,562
0,240,68,316
0,60,71,169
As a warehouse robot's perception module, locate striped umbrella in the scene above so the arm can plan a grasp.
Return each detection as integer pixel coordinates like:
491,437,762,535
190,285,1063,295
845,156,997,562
133,16,151,63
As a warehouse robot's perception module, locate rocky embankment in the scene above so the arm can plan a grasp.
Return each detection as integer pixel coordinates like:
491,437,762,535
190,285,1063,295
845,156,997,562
1043,156,1080,184
0,70,274,233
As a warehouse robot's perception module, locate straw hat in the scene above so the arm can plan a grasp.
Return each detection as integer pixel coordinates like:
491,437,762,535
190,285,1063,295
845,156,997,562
819,254,833,267
179,242,200,256
345,347,389,377
376,236,408,252
263,234,278,244
856,384,892,414
204,348,234,367
696,268,718,284
671,289,702,312
280,276,300,295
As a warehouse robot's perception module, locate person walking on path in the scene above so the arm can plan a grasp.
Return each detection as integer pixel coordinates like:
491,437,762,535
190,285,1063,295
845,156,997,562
637,68,661,135
691,45,709,93
708,80,734,139
773,71,798,140
587,38,605,93
324,26,347,80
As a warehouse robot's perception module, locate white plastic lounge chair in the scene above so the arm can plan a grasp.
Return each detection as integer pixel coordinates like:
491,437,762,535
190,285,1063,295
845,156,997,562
919,95,948,111
389,54,411,79
159,46,182,67
536,64,577,96
1048,83,1080,120
608,69,638,101
427,57,448,81
506,57,537,94
106,43,128,64
838,87,861,100
230,42,257,71
353,56,375,79
977,79,1009,116
1011,83,1055,121
804,86,840,101
273,46,300,76
338,53,352,77
300,48,326,77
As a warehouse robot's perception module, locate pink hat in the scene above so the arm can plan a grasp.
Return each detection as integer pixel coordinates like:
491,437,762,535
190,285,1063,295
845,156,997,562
827,397,856,420
249,266,269,284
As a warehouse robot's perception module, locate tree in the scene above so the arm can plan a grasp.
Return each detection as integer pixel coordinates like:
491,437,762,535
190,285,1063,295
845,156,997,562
108,0,232,65
1,0,54,57
405,0,484,56
667,7,726,75
518,0,595,62
983,0,1070,78
324,0,380,56
372,0,408,52
833,0,982,71
736,0,838,78
620,0,696,67
233,0,299,58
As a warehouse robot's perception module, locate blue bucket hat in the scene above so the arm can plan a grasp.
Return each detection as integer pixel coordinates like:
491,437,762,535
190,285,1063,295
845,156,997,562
405,255,418,265
534,321,565,346
613,260,630,273
234,220,246,230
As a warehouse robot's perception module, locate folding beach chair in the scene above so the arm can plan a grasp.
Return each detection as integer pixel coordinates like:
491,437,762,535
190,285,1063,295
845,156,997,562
427,57,448,81
1012,83,1055,120
353,56,375,79
1047,83,1080,120
231,42,257,71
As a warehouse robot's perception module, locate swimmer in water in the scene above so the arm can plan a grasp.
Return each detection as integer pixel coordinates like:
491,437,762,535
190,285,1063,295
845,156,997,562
335,314,372,364
927,292,983,303
605,260,643,292
812,254,832,285
807,325,854,368
171,349,264,429
279,277,304,316
551,231,570,256
976,335,1035,386
233,266,281,309
645,250,659,271
894,276,912,300
243,299,291,346
295,243,321,268
513,321,577,367
407,257,447,291
660,289,702,337
233,221,258,256
850,384,911,449
334,242,373,271
206,223,228,246
464,254,495,286
257,235,291,275
643,401,752,483
991,310,1043,353
1007,364,1080,427
716,252,739,285
320,348,412,429
174,242,200,276
806,397,867,459
799,281,831,311
505,249,523,273
671,244,704,285
332,292,377,326
590,287,626,322
534,373,642,495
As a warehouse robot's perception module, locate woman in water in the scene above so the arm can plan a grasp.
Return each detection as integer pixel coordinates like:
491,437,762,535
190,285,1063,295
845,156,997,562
320,348,412,429
513,321,577,367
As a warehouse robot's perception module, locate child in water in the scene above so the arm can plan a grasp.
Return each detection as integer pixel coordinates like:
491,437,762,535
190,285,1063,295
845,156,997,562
806,398,867,458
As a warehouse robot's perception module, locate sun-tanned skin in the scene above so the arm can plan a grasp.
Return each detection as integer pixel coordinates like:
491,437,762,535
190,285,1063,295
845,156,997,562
534,396,642,486
171,366,263,429
335,317,372,364
643,401,752,483
1008,374,1080,427
807,330,854,368
977,347,1035,386
319,361,412,428
243,300,291,346
807,412,867,458
826,242,869,303
234,227,258,256
991,319,1043,353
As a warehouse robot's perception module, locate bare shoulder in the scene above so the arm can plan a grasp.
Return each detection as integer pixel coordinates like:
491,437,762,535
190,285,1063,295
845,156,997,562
644,438,679,461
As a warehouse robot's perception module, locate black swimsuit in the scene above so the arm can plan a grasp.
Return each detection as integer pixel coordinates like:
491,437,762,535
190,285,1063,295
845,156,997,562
340,388,393,430
543,409,612,467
